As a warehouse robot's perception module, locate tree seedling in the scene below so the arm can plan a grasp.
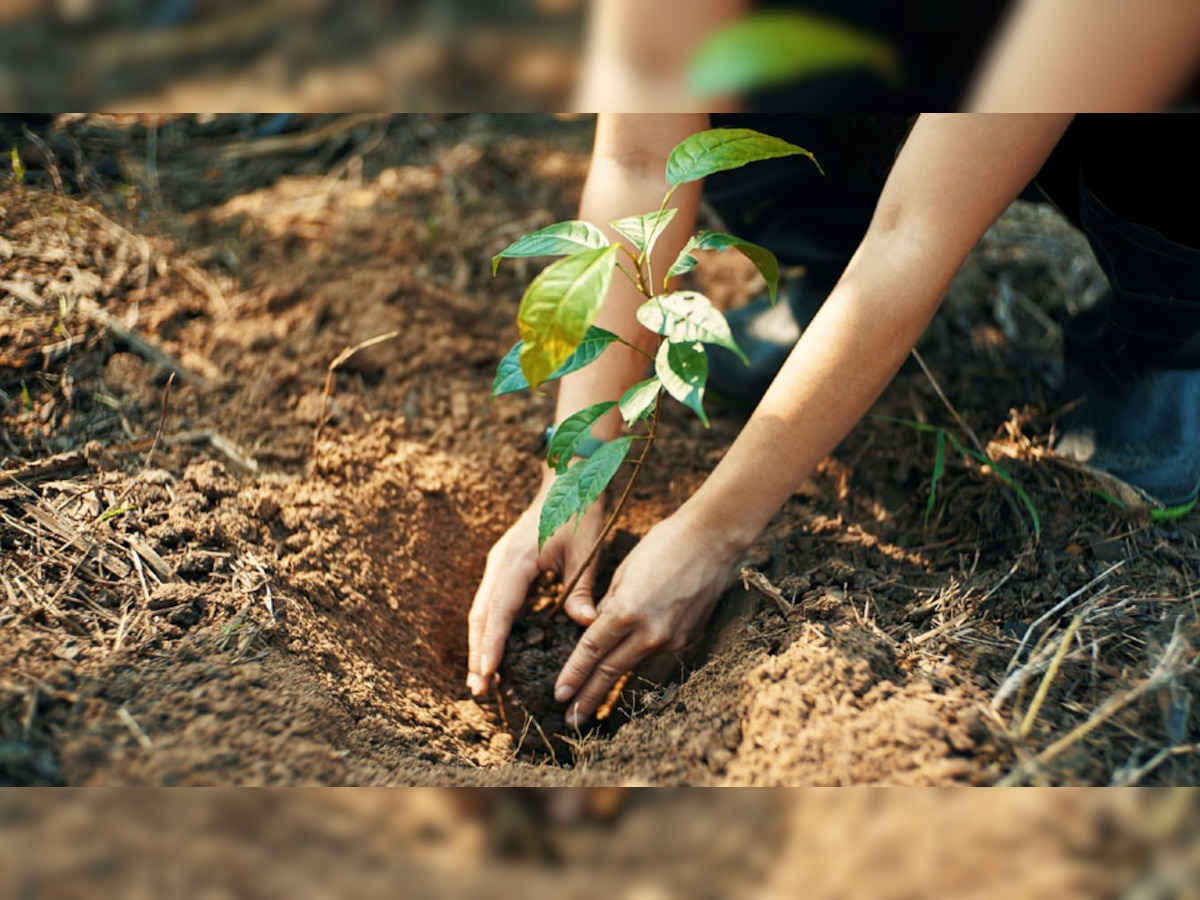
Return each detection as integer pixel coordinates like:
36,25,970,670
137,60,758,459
492,128,819,609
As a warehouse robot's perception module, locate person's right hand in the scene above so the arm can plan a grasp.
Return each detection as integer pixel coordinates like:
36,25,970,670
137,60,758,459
466,478,605,697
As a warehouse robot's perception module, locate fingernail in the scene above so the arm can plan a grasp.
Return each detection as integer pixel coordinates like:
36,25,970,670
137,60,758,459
565,709,582,729
555,684,574,703
479,655,492,678
580,604,597,621
467,674,483,695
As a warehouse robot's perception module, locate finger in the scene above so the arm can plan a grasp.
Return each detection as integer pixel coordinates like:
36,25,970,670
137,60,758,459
561,637,646,729
467,554,503,693
554,611,630,705
478,559,539,683
560,545,599,627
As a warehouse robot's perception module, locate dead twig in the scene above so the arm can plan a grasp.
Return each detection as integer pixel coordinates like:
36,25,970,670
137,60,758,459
740,566,793,615
997,616,1195,785
1015,610,1084,740
113,372,173,511
1111,743,1200,787
116,705,153,750
910,347,986,458
21,125,64,196
0,279,46,310
1003,561,1125,677
126,535,174,582
87,304,206,387
309,330,400,461
210,114,389,163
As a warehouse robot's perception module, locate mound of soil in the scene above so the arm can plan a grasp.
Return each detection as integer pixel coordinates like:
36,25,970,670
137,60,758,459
1,114,1196,787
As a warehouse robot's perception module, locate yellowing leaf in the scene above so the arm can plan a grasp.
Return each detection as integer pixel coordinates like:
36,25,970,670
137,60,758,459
517,246,619,390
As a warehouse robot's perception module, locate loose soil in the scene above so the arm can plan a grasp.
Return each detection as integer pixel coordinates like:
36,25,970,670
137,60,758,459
1,114,1197,787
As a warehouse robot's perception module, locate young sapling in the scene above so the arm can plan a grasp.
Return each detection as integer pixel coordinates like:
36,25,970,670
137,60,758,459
491,128,820,610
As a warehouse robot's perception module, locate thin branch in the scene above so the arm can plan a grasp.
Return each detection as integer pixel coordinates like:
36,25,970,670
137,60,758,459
554,395,663,613
910,348,986,457
614,262,641,291
997,616,1194,786
309,330,400,462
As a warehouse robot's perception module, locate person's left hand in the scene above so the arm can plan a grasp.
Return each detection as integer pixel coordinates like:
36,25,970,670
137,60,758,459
553,507,743,728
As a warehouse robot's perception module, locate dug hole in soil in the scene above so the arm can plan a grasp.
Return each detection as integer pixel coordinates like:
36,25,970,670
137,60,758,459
1,114,1197,786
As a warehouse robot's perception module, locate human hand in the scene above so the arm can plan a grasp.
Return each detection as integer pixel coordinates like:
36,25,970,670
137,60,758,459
553,508,741,728
467,479,605,697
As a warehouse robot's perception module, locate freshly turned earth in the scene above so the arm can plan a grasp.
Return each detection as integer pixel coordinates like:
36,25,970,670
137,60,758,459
1,114,1196,789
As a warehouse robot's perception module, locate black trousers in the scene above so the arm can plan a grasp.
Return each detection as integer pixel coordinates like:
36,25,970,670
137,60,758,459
706,114,1200,368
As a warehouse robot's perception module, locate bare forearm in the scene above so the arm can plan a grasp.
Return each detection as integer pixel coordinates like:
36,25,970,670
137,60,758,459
970,0,1200,111
683,113,1073,549
573,0,747,111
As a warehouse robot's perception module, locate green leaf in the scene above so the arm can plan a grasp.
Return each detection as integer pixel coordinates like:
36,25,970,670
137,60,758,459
517,246,619,390
666,128,819,187
98,504,137,523
619,377,661,425
538,436,634,549
637,291,748,364
656,340,709,427
492,326,620,397
884,416,1041,539
688,11,902,99
547,402,617,473
666,231,781,304
610,207,678,260
492,221,609,276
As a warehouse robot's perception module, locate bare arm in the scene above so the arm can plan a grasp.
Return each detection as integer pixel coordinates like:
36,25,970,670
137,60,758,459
969,0,1200,110
555,113,706,441
556,113,1077,724
573,0,747,111
467,113,704,696
681,114,1074,549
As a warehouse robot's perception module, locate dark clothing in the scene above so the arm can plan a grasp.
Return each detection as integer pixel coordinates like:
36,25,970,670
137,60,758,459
705,114,1200,368
748,0,1011,111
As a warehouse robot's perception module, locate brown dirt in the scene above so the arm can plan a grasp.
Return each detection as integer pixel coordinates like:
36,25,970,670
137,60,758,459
1,114,1197,787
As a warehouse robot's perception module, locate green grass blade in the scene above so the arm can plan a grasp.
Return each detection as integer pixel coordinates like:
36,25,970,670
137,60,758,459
925,428,946,529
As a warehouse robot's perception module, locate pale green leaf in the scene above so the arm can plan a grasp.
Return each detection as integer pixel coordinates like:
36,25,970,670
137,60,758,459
547,401,617,473
688,11,901,99
517,246,619,390
492,221,609,276
637,291,748,364
538,436,634,549
610,207,678,260
666,128,818,187
491,326,620,397
618,377,661,425
656,340,709,427
666,234,703,281
666,232,780,303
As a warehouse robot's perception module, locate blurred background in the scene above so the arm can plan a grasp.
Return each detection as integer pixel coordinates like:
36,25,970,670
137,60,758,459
0,0,959,112
2,788,1199,899
0,0,589,111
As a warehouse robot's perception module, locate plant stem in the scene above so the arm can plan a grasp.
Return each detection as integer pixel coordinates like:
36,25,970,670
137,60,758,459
614,262,641,290
639,194,672,289
612,333,654,361
617,245,647,294
554,393,663,614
